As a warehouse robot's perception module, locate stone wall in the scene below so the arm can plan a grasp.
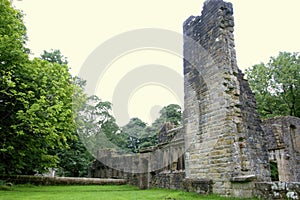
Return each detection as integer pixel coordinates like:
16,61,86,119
255,182,300,200
183,0,270,196
183,178,213,194
262,116,300,182
90,115,300,197
91,127,186,189
151,171,185,190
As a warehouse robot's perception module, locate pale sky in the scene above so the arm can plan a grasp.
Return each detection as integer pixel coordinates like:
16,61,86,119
13,0,300,125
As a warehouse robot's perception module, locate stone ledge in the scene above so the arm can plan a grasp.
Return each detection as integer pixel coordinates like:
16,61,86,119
231,175,256,183
0,175,127,185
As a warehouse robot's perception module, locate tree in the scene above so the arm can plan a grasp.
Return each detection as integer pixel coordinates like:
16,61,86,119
122,118,147,136
147,104,182,137
245,52,300,118
121,104,182,153
154,104,182,126
0,1,77,174
39,51,94,177
121,118,147,153
77,95,129,156
0,0,29,131
40,49,68,65
55,138,93,177
1,58,76,175
0,0,32,174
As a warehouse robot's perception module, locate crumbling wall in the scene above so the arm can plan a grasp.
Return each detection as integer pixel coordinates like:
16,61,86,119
183,0,270,196
255,182,300,200
234,70,271,179
91,127,185,189
262,116,300,182
151,171,185,190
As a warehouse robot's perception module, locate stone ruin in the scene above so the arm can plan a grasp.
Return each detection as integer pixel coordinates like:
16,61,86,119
90,0,300,198
262,116,300,182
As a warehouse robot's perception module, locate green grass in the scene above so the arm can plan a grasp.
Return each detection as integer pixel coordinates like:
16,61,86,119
0,185,256,200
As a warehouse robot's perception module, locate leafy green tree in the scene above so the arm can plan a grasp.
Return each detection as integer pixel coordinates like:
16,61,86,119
39,50,94,177
146,104,182,140
0,0,29,137
0,0,33,174
122,118,147,137
121,118,147,152
56,138,93,177
1,58,76,175
77,95,128,155
245,52,300,118
0,1,76,174
40,49,68,65
121,104,182,153
152,104,182,127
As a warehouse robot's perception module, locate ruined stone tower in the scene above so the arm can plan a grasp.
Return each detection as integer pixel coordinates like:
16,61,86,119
183,0,270,196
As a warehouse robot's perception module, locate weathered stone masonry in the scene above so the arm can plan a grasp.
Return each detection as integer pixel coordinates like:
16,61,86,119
183,0,270,195
263,116,300,182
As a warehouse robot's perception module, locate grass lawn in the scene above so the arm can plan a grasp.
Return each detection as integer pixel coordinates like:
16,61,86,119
0,184,256,200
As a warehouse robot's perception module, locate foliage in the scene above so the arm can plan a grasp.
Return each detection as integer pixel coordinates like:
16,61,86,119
39,51,94,177
77,103,182,154
0,0,28,175
150,104,182,131
159,104,182,126
40,49,68,65
55,138,94,177
122,118,147,140
121,104,182,153
269,162,279,181
245,52,300,118
0,1,76,175
77,95,129,155
121,118,147,153
0,0,28,63
1,57,76,175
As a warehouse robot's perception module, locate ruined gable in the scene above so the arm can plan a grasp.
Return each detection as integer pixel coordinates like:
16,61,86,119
183,0,270,195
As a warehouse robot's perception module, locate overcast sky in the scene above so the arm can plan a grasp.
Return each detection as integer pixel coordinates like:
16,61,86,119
13,0,300,125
